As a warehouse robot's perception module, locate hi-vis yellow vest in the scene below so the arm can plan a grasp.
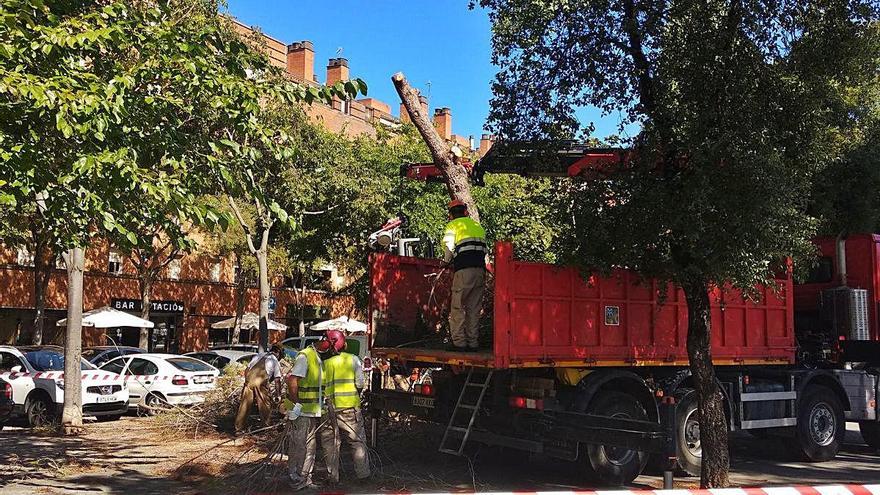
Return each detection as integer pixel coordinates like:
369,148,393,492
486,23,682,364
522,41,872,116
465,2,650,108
444,217,488,271
298,346,322,416
323,352,360,410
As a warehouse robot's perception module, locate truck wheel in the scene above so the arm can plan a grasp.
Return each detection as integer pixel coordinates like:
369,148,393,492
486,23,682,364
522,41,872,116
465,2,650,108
674,389,702,477
585,391,649,485
789,385,844,462
859,421,880,450
26,396,54,428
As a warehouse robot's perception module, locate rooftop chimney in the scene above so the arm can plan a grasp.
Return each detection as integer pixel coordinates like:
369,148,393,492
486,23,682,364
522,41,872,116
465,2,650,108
479,133,495,156
400,92,429,124
433,107,452,141
326,57,349,87
287,41,314,83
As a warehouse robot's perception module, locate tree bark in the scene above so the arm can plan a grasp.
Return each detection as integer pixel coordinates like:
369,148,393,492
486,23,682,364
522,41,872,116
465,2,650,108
138,274,153,350
256,227,270,352
32,232,51,346
60,246,85,435
232,252,246,344
392,72,480,222
683,280,730,488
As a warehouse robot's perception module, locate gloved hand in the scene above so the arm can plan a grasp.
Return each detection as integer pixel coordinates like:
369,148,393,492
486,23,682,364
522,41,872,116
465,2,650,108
286,402,303,420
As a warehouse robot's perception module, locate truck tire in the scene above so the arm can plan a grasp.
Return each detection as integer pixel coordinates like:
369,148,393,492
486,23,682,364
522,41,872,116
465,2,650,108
673,389,702,476
585,391,649,485
789,385,844,462
859,421,880,450
26,396,54,428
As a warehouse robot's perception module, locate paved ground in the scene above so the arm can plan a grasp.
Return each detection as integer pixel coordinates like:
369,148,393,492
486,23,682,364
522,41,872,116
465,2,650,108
0,418,878,494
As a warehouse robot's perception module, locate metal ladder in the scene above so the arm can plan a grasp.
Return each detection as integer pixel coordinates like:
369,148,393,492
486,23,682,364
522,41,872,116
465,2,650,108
438,368,493,455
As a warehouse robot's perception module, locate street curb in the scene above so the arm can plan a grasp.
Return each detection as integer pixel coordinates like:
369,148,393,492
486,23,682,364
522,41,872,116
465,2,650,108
395,485,880,495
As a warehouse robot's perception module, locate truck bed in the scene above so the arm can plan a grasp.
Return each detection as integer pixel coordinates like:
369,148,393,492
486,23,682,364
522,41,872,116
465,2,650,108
369,243,796,369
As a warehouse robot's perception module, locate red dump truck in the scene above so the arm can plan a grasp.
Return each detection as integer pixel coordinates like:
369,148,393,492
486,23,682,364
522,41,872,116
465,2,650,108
367,146,880,485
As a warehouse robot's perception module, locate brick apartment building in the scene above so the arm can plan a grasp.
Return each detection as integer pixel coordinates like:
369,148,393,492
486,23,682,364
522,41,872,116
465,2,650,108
0,18,494,352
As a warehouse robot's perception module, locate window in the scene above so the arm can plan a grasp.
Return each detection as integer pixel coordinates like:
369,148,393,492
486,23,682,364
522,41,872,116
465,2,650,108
166,357,212,372
55,255,66,269
0,352,25,372
108,250,123,275
167,258,181,280
805,256,834,284
16,246,34,267
210,261,222,282
127,358,158,376
100,358,126,375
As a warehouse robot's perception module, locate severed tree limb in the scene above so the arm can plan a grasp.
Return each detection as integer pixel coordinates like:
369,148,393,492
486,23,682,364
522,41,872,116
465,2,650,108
392,72,480,222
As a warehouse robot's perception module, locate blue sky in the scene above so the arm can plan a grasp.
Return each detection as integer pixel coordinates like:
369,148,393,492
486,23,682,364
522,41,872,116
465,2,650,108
226,1,625,141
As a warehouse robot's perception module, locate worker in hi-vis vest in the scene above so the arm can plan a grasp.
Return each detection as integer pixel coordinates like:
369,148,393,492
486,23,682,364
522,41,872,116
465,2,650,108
442,199,488,351
285,333,331,491
320,330,369,484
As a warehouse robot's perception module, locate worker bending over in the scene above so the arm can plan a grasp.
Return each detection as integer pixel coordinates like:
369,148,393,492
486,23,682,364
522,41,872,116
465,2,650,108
442,199,488,351
321,330,370,484
235,343,284,433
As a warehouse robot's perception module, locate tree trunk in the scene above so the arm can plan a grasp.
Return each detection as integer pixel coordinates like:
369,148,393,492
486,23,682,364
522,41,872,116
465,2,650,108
683,280,730,487
32,236,51,346
60,246,85,435
392,72,480,222
232,253,246,345
138,274,153,350
256,244,270,352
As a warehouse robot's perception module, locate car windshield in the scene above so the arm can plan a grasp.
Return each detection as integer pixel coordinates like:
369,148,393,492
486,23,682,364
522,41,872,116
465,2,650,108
166,357,213,372
81,349,99,360
25,351,95,371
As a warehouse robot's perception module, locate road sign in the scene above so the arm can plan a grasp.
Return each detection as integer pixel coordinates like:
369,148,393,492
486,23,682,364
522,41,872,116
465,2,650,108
269,296,277,314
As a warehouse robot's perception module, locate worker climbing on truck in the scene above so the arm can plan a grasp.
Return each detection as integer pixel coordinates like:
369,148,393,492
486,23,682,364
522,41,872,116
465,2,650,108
442,199,489,351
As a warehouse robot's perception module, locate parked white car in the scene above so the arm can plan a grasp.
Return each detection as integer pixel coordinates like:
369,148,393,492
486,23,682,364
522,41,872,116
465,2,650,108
184,350,255,370
99,354,219,413
0,345,129,426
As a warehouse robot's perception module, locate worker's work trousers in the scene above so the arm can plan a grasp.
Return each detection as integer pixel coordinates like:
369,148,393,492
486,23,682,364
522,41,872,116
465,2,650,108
287,415,320,481
449,267,486,348
321,408,370,482
234,366,271,432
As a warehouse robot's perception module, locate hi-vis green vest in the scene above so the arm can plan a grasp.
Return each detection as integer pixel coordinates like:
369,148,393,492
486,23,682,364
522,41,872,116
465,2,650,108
323,352,361,410
298,346,323,416
444,217,488,271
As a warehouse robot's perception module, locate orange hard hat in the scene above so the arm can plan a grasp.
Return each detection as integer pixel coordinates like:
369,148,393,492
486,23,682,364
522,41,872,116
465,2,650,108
447,199,466,210
315,329,346,353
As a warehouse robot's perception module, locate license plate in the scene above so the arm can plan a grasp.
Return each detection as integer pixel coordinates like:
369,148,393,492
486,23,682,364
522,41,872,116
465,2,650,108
412,396,435,408
193,376,213,384
95,395,116,403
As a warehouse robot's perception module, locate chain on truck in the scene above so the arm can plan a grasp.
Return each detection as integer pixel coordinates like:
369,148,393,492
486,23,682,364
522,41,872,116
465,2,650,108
365,142,880,486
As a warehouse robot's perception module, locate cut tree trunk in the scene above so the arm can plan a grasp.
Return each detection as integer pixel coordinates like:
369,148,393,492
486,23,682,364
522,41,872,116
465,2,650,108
60,246,85,435
683,280,730,488
139,275,153,350
32,238,51,346
392,72,480,222
255,226,271,352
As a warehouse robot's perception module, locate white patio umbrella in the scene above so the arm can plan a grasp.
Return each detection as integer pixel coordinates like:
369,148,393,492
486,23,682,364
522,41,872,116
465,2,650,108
56,306,155,328
210,312,288,331
309,316,367,334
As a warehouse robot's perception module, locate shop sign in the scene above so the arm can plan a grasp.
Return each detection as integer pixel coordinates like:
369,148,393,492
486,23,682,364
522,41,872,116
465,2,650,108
112,298,184,314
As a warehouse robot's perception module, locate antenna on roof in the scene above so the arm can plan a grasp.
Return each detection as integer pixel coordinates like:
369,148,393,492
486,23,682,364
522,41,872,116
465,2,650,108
426,80,432,98
336,46,344,56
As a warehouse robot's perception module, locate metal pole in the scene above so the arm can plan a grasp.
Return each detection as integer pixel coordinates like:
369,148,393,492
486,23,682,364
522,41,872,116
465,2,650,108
370,416,378,448
660,395,677,490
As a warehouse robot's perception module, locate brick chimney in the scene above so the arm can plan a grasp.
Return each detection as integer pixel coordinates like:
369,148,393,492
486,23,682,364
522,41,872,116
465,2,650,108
479,134,495,156
400,93,429,124
287,41,314,83
326,58,349,86
433,107,452,141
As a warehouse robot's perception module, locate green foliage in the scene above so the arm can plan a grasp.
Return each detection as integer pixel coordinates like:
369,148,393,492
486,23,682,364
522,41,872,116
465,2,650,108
476,0,879,293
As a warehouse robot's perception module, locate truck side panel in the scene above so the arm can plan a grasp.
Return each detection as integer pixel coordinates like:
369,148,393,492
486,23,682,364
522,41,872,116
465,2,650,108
493,243,795,367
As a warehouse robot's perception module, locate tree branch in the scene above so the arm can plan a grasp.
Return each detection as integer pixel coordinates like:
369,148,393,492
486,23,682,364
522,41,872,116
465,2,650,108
227,195,258,254
392,71,481,222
